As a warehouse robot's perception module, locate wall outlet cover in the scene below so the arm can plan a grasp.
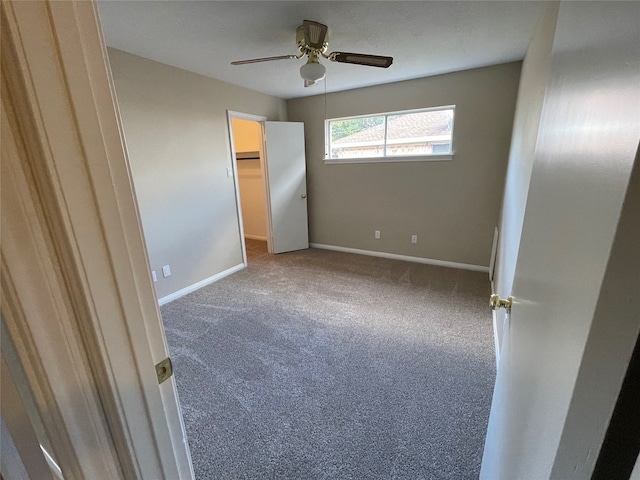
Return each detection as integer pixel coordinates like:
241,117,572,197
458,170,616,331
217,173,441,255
411,235,418,244
375,230,381,239
162,265,171,277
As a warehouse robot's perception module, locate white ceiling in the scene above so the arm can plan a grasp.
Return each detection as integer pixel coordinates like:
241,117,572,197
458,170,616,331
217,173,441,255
97,1,544,100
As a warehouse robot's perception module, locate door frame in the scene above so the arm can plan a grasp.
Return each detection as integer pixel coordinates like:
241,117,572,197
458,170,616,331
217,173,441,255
226,111,274,260
1,326,58,480
1,1,193,478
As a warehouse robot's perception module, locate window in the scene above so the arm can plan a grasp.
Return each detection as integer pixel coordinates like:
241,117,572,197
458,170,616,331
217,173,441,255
325,106,455,163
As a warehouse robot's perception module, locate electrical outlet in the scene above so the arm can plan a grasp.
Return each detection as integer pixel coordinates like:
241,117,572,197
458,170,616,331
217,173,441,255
375,230,381,239
411,235,418,244
152,270,158,282
162,265,171,277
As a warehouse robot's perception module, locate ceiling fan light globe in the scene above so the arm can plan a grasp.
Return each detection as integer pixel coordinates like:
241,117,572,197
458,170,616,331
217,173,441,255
300,62,326,82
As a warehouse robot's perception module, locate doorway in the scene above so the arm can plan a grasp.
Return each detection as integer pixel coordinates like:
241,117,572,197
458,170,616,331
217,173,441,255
227,112,273,263
228,112,310,259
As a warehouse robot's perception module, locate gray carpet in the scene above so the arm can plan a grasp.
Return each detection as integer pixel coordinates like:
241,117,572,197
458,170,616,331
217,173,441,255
161,240,495,479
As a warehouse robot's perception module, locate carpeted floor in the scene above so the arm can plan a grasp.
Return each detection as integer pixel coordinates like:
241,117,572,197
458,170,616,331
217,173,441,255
161,240,495,479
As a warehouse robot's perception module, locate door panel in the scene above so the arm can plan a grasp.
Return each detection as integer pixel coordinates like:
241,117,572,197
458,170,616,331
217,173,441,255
491,0,557,356
264,122,309,253
2,2,194,477
481,2,640,478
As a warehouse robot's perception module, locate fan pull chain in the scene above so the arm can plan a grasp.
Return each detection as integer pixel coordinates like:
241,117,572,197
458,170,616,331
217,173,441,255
324,75,328,160
324,75,327,121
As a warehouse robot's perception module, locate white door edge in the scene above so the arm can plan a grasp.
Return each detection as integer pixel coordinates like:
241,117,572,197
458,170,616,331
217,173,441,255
2,1,194,478
492,308,501,368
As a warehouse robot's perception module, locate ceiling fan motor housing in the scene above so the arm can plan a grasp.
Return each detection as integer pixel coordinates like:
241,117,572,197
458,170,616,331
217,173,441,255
297,23,329,84
296,24,328,56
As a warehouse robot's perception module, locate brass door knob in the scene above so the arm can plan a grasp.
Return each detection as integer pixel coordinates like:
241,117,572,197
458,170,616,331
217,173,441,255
490,294,513,312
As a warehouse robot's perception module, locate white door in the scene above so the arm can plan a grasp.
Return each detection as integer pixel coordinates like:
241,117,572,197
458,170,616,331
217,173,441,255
491,1,557,360
2,2,194,478
264,121,309,253
481,2,640,479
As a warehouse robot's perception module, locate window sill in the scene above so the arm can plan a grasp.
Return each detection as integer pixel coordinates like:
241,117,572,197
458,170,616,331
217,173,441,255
324,154,453,165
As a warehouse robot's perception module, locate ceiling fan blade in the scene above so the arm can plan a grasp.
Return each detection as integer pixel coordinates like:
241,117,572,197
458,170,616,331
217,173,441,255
231,54,299,65
303,20,328,49
329,52,393,68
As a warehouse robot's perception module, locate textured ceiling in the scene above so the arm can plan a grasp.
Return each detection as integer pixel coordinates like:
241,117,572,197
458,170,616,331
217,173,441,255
97,1,544,99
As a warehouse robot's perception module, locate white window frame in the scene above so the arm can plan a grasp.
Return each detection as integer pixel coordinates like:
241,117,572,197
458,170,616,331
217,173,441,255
324,105,455,164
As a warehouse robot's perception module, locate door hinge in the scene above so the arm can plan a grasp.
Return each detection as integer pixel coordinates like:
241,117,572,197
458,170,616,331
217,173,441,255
155,357,173,384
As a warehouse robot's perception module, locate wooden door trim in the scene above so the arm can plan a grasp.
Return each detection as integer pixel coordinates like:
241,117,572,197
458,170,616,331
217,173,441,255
1,1,193,478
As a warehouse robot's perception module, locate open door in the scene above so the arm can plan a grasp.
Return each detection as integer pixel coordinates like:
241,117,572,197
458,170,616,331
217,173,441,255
490,0,557,363
481,2,639,478
264,121,309,254
227,116,309,257
1,2,194,478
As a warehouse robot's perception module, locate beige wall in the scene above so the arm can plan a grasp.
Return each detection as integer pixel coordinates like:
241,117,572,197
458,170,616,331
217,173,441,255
233,119,267,239
287,62,521,267
108,49,286,299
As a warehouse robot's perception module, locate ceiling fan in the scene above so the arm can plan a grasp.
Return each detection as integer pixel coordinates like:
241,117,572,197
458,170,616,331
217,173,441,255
231,20,393,87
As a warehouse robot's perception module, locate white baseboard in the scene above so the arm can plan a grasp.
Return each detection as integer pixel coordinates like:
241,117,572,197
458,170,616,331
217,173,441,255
309,243,489,273
244,234,267,241
157,263,245,306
